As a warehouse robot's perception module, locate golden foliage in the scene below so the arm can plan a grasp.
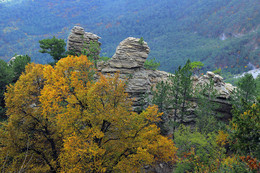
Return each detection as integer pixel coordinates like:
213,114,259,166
2,63,61,172
1,55,177,172
216,130,229,147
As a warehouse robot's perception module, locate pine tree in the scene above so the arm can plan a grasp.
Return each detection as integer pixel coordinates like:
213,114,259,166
39,36,66,62
194,78,222,134
169,60,192,125
232,73,257,113
151,60,193,135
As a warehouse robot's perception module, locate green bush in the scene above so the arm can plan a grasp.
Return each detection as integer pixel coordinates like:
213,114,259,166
173,125,226,173
138,37,144,45
100,56,110,62
230,100,260,159
144,58,160,70
9,55,31,82
190,61,204,75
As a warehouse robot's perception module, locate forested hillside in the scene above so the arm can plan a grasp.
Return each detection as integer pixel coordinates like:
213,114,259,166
0,0,259,74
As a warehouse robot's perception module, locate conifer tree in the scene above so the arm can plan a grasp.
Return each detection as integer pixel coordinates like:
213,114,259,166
39,36,66,62
232,73,257,113
152,80,170,134
152,60,193,134
195,78,222,134
169,60,192,125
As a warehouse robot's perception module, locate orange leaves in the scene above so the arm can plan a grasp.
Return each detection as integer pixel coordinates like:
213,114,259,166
240,155,260,171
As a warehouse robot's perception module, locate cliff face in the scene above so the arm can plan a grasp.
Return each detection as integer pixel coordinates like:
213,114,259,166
67,26,235,125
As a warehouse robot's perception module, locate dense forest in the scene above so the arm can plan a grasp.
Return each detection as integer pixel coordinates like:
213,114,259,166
0,0,259,74
0,0,260,172
0,38,260,172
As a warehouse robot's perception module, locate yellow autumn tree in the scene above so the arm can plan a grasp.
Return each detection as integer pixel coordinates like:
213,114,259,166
40,55,177,172
1,55,177,172
1,63,62,172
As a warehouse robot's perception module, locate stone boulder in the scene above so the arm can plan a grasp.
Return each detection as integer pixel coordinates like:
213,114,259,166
67,26,101,56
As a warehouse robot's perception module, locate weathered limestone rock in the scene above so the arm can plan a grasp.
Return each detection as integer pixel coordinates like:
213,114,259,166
67,27,237,173
96,37,167,109
67,26,101,56
194,71,235,99
99,37,150,74
190,71,236,123
67,26,236,123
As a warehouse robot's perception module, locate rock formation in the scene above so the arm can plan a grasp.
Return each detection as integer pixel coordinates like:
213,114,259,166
97,37,170,110
67,26,101,56
67,27,236,172
67,26,235,124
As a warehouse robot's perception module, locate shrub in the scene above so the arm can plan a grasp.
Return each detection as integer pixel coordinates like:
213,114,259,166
144,58,160,70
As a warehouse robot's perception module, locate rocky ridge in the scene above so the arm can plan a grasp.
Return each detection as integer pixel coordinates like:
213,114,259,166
67,26,235,124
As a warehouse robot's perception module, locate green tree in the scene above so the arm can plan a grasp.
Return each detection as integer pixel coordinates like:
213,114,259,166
9,55,31,82
151,80,170,134
151,60,193,134
194,78,224,134
138,37,144,45
39,36,66,62
0,55,31,119
232,73,257,113
0,60,12,119
236,73,256,103
190,61,204,76
152,81,169,113
256,75,260,97
230,99,260,159
169,60,192,126
81,41,101,68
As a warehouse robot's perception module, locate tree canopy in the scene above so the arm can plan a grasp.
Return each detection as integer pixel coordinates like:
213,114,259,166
1,55,177,172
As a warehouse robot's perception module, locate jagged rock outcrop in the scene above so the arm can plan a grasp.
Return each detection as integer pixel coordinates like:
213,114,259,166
190,71,235,122
194,71,234,99
98,37,150,74
95,36,235,114
67,26,101,56
67,28,236,173
67,26,236,123
96,37,169,109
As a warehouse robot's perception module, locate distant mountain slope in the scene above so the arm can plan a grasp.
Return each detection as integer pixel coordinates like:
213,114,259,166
0,0,259,74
